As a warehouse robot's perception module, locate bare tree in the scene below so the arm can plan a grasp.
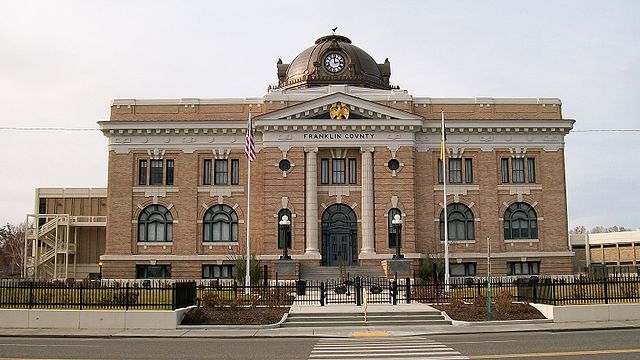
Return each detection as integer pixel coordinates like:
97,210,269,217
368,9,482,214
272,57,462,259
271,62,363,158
570,225,633,234
0,223,26,277
569,225,587,234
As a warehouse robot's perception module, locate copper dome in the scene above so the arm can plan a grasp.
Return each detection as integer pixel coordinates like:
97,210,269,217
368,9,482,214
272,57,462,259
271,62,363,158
276,35,391,90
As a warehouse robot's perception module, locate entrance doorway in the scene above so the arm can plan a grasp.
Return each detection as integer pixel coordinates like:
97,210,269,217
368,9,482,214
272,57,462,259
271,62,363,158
321,204,357,266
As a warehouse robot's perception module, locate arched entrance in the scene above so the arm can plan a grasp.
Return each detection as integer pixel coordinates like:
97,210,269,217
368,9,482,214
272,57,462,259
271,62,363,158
321,204,357,266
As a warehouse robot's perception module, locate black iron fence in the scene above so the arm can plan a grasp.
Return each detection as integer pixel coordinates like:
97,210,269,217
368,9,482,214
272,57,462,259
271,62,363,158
0,280,196,310
1,275,639,309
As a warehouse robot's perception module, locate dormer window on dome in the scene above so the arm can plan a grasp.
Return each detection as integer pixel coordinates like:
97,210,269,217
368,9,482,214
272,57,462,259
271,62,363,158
275,35,392,90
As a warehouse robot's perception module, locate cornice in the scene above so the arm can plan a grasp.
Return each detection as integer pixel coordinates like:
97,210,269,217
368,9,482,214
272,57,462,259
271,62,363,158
111,98,263,107
413,97,562,105
256,92,423,121
99,121,248,137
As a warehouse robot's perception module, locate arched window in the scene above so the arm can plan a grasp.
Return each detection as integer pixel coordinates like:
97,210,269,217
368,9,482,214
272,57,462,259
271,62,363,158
388,208,401,248
277,208,292,249
138,205,173,242
203,204,238,242
504,202,538,239
440,203,475,241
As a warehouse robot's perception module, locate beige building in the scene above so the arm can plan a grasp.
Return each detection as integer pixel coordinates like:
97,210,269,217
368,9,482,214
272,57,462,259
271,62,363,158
25,35,575,280
571,231,640,274
25,188,106,279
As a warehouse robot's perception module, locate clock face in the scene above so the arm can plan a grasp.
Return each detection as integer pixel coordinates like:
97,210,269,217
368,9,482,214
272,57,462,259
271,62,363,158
324,53,345,73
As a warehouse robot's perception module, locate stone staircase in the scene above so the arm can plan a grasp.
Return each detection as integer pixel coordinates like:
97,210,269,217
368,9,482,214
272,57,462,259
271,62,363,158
282,308,451,327
300,265,386,281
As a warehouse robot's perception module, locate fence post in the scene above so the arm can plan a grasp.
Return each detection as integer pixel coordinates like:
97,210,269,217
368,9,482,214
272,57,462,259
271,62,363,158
552,279,556,306
233,280,238,299
29,281,34,309
533,280,538,303
79,282,83,310
405,277,411,304
603,276,609,304
126,282,130,311
392,275,398,305
320,282,325,306
355,276,362,306
263,265,268,286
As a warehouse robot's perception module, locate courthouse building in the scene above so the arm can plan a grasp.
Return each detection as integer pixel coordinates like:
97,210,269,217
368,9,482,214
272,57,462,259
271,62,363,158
26,35,575,280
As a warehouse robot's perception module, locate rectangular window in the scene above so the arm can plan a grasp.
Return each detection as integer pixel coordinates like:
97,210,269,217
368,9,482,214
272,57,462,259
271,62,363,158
512,158,525,183
165,160,174,185
321,159,329,184
450,263,477,277
348,158,357,184
202,265,234,279
507,261,540,276
150,160,163,185
332,159,346,184
138,160,147,185
214,159,228,185
38,198,47,214
527,158,536,183
449,158,462,184
136,265,171,279
38,198,47,226
501,158,510,183
465,158,473,184
438,159,444,184
231,159,239,185
203,159,211,185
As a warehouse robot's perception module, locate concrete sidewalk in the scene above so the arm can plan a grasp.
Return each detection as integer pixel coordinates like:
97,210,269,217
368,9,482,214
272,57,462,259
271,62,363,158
2,303,639,338
1,319,639,339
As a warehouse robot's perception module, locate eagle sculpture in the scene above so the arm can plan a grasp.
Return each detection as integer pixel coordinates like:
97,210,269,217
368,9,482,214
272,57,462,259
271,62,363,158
329,104,350,119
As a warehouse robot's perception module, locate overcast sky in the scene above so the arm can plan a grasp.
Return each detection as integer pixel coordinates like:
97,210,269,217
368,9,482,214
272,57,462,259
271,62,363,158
0,0,638,230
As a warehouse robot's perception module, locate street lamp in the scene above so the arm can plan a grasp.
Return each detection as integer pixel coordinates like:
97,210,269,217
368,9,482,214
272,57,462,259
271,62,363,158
392,214,404,259
279,215,291,260
98,261,103,279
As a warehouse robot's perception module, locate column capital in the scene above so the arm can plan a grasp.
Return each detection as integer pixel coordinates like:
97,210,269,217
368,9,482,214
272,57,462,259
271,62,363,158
304,147,319,153
360,146,375,153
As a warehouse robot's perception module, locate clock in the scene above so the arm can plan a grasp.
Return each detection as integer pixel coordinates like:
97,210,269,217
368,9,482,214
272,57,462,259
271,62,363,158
324,53,345,73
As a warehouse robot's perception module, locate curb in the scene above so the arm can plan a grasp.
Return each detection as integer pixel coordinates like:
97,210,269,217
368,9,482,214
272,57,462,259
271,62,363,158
177,312,289,330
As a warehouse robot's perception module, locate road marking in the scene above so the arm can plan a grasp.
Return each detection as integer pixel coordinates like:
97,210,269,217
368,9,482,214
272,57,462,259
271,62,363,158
351,331,389,337
309,337,469,359
0,344,98,347
469,348,640,358
0,358,99,360
442,340,517,345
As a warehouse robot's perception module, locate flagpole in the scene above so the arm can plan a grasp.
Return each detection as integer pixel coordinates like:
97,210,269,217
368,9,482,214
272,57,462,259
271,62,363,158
441,111,450,291
245,113,252,293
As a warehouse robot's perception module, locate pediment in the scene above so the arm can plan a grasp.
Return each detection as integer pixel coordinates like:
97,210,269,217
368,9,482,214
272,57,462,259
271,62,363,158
255,92,423,121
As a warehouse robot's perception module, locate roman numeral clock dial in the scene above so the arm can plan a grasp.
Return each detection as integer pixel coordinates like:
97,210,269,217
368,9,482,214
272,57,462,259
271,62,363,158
324,53,345,73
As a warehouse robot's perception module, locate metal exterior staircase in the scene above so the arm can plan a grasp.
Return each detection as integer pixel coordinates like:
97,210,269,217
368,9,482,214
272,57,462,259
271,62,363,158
24,214,85,280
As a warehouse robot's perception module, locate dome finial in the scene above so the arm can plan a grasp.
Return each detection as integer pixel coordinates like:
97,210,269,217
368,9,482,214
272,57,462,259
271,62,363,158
331,27,338,35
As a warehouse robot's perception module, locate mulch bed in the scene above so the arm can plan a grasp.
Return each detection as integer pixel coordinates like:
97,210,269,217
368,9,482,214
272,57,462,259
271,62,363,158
432,302,546,321
182,307,289,325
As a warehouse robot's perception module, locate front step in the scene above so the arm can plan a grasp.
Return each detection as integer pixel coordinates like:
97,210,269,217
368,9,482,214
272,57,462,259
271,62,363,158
282,311,451,327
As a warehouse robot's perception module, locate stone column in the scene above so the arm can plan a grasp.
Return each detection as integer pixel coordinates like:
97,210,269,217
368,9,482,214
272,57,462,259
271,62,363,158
304,148,320,254
360,147,375,255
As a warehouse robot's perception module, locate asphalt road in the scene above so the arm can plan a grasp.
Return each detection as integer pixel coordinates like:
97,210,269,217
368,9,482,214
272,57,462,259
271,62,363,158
434,329,640,359
0,329,638,359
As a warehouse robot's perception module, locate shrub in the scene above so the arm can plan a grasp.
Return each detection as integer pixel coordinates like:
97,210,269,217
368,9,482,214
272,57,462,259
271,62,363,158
334,285,347,294
111,290,139,305
201,292,225,308
494,291,512,312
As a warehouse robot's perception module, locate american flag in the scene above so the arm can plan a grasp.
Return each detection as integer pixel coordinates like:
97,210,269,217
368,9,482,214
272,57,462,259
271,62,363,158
244,112,256,161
